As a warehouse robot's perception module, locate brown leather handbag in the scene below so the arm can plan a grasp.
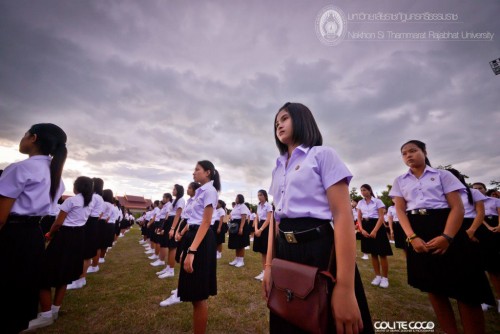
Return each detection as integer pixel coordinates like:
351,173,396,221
267,249,336,333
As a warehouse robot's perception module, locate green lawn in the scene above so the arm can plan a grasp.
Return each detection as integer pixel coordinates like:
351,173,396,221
36,228,500,333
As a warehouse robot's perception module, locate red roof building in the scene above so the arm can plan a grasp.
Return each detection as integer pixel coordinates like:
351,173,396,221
117,195,153,213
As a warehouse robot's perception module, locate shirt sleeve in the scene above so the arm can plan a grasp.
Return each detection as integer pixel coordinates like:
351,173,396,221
471,189,487,202
439,170,466,194
316,147,353,189
59,196,74,213
376,199,386,209
0,163,26,199
389,177,403,198
203,189,218,209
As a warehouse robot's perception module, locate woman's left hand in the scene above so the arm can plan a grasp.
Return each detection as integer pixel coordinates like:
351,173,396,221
332,285,363,334
183,253,194,273
425,236,451,255
465,228,478,242
255,229,262,237
368,230,377,238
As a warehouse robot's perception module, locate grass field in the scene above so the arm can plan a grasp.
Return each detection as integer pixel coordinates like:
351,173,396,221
36,227,500,333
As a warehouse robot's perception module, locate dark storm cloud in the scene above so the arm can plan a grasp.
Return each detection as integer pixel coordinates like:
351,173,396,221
1,0,499,201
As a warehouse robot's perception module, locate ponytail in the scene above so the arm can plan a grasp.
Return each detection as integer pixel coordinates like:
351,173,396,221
447,168,473,205
197,160,221,191
74,176,93,207
29,123,67,201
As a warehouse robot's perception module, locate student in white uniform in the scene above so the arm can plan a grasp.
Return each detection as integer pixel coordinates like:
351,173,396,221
146,200,161,262
177,160,219,334
212,200,227,259
164,185,186,278
227,194,251,267
151,194,172,269
98,189,118,264
472,182,500,312
356,184,392,288
0,123,67,334
27,176,94,330
252,189,273,281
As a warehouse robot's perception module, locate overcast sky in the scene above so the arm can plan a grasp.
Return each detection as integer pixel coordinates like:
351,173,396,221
1,0,499,205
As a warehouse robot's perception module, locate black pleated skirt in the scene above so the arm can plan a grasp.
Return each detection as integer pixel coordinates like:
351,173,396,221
0,219,45,334
174,219,188,263
97,219,108,249
228,219,250,249
163,216,179,248
83,216,99,259
104,223,115,248
475,215,500,273
406,210,495,305
253,220,269,254
392,221,406,250
270,218,373,334
151,220,162,244
40,225,85,288
178,226,217,302
211,220,228,245
40,215,56,235
360,218,393,256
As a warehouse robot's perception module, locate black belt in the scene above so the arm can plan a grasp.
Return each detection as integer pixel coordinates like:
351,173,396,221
7,215,44,225
362,217,378,222
486,215,498,220
278,223,331,244
406,208,450,216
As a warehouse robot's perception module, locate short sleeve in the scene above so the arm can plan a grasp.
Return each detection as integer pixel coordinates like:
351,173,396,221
202,189,218,209
389,178,402,198
0,163,26,199
316,147,353,189
439,170,466,194
266,202,273,212
59,196,75,213
471,189,487,203
376,199,386,209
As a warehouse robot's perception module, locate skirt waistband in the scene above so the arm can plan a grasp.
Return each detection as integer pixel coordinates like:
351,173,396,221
406,208,450,216
7,215,44,226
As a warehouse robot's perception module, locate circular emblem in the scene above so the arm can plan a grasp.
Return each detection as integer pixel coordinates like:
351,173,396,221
315,5,347,46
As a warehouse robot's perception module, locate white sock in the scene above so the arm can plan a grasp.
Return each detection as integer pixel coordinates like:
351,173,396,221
41,310,52,318
169,267,174,274
51,305,60,313
238,257,244,263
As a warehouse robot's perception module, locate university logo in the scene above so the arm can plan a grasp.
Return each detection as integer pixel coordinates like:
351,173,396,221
315,5,347,46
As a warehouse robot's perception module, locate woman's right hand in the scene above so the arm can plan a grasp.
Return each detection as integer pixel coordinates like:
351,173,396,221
411,237,428,253
361,230,369,238
255,229,262,237
238,229,243,236
262,267,272,300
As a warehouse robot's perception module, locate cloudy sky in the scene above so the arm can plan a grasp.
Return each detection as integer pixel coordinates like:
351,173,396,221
1,0,499,205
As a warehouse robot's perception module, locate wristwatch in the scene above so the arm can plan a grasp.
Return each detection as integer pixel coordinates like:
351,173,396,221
187,248,197,254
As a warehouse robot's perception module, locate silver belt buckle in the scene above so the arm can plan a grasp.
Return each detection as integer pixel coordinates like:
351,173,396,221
284,231,298,244
418,209,428,215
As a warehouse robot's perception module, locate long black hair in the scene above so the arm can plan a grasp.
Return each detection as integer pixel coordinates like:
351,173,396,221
360,184,375,198
401,140,431,167
218,199,226,210
236,194,245,204
274,102,323,155
258,189,269,203
74,176,93,207
102,189,114,204
29,123,67,200
197,160,221,191
92,177,104,196
447,168,473,205
172,184,184,208
163,193,172,204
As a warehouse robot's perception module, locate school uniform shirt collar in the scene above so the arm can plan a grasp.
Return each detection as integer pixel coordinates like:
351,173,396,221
276,145,310,166
402,165,438,179
195,180,214,195
28,155,51,162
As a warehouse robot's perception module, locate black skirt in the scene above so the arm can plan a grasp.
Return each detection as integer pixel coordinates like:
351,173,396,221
163,216,179,248
83,216,99,259
97,219,109,249
406,210,495,305
0,218,45,334
228,219,250,249
151,220,162,244
392,221,406,250
475,215,500,273
178,226,217,302
104,223,115,248
40,215,56,235
40,225,85,288
211,220,228,245
253,220,269,254
175,219,188,263
360,218,393,256
270,218,373,334
114,219,121,236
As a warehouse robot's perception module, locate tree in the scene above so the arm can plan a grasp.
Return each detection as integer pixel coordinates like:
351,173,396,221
490,180,500,190
350,187,362,202
378,185,393,208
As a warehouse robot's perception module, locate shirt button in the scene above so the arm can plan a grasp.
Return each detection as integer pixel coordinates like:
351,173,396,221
278,209,281,211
